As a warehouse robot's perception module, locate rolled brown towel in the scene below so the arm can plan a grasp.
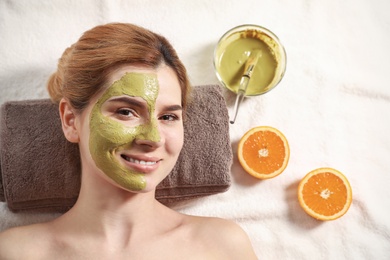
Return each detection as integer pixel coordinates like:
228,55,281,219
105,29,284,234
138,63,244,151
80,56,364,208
0,85,232,212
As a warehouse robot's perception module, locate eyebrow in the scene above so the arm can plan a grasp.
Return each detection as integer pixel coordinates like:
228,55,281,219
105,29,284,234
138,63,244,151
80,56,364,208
164,104,183,112
107,97,145,108
107,96,182,111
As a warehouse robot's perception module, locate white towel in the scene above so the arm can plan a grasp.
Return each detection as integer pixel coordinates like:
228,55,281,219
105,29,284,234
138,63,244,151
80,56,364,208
1,1,389,258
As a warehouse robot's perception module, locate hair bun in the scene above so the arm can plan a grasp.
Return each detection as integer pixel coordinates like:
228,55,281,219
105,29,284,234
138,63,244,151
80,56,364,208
47,72,63,103
47,46,74,103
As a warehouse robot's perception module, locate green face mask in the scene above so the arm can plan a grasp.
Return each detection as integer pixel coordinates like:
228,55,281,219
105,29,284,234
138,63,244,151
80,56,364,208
89,72,160,191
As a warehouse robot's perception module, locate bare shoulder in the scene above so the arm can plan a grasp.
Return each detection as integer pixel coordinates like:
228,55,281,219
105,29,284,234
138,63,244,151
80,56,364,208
0,224,50,259
186,215,258,259
0,226,30,257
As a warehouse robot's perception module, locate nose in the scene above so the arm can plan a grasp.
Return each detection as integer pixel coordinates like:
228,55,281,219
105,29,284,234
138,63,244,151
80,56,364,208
134,120,163,147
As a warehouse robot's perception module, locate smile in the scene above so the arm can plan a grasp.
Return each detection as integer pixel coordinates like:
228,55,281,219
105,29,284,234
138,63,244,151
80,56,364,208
121,155,159,165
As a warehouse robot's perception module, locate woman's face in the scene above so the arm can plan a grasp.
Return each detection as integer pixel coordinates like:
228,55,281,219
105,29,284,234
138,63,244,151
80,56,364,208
77,65,184,193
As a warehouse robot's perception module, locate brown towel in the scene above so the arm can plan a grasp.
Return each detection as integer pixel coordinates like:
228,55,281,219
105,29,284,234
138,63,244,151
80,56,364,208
0,85,232,212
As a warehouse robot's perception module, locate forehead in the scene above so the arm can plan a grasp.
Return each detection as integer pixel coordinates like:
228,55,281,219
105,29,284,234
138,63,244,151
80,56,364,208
108,65,155,84
103,65,181,101
100,72,159,104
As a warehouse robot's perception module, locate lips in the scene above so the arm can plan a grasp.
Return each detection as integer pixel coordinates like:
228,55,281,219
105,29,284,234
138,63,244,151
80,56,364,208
120,154,161,172
121,154,157,165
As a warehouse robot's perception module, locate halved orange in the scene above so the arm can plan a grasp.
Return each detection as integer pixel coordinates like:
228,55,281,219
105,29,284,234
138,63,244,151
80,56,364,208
298,167,352,221
238,126,289,179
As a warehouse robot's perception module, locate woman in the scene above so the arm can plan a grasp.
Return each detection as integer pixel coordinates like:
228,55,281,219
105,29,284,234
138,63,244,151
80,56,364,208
0,23,257,259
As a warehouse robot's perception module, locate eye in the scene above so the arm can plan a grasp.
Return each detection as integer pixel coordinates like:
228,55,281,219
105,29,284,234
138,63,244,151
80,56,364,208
159,114,179,122
116,108,137,119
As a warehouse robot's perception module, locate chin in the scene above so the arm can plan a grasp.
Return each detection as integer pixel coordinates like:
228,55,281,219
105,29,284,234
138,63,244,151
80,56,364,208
113,178,159,194
138,176,164,193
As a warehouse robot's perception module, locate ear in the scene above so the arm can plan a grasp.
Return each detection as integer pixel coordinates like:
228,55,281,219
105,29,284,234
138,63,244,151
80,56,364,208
59,98,80,143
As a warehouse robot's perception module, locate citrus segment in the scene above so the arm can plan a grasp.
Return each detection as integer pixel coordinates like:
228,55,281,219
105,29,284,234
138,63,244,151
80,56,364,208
298,167,352,221
238,126,289,179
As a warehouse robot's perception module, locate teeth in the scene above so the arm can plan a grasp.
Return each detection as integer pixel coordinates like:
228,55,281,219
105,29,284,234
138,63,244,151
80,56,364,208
122,155,157,165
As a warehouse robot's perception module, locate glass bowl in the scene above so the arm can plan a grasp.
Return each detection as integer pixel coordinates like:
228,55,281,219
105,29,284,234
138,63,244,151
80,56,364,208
214,24,287,96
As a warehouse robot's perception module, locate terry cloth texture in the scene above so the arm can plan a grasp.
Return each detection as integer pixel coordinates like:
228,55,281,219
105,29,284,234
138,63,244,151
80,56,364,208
0,85,232,212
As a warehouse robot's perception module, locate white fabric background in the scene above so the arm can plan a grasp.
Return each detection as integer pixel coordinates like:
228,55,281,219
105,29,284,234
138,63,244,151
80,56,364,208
1,0,390,258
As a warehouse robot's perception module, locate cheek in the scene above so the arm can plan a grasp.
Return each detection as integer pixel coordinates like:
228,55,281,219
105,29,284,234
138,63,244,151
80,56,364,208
94,122,137,148
89,109,139,160
165,126,184,155
88,111,147,191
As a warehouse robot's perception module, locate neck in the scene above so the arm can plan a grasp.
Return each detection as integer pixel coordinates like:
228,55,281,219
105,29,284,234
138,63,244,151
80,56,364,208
58,168,174,243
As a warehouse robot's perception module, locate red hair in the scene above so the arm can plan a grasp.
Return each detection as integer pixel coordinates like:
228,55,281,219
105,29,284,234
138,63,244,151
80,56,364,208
47,23,190,112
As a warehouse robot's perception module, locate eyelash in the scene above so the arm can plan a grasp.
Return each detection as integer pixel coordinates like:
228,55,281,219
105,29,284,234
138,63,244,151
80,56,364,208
116,108,136,118
159,114,179,122
115,108,179,122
